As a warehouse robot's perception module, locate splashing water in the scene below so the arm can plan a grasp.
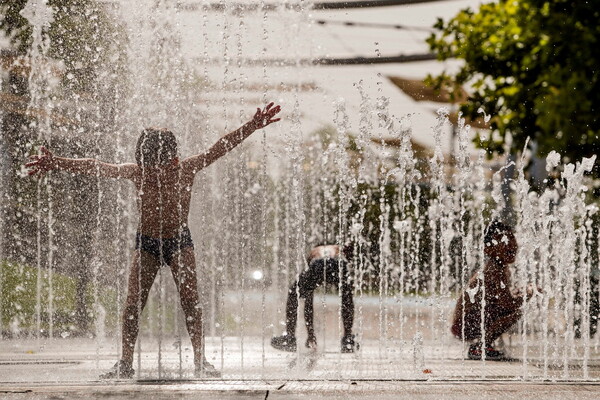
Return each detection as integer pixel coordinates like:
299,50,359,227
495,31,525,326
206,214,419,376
1,0,600,384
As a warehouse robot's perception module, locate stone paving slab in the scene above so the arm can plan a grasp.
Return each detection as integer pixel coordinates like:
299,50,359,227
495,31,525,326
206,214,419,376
1,336,600,385
1,381,600,400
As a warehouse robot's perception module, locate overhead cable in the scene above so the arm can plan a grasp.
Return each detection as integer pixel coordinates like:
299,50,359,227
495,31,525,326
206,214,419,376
314,19,434,32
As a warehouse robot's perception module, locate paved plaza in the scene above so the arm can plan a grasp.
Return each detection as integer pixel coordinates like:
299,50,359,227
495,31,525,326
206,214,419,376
2,381,600,400
1,335,600,399
2,291,600,398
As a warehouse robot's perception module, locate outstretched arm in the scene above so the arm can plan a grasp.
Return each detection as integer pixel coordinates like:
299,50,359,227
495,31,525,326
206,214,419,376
183,103,281,173
26,146,138,180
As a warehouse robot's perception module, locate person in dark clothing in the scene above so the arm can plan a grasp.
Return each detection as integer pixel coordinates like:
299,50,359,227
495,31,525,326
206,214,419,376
271,243,358,353
450,220,538,360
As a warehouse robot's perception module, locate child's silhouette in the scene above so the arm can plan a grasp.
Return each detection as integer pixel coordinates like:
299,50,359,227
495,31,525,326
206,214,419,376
451,220,538,360
271,243,358,353
27,103,281,378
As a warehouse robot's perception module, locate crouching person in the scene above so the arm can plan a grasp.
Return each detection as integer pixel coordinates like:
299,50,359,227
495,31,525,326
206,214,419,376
451,220,537,360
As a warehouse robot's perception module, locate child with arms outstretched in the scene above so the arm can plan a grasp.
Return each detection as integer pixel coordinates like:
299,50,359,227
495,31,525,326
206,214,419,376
26,103,281,378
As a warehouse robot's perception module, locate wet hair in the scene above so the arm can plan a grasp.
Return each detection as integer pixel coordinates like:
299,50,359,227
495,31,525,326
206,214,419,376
484,220,513,247
342,241,355,260
135,128,178,166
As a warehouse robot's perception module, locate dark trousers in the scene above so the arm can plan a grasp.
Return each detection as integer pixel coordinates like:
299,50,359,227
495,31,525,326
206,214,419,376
285,258,354,340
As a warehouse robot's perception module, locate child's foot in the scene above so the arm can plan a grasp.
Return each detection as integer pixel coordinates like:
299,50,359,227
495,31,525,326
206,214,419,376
306,336,317,350
194,360,221,378
270,334,297,352
341,334,359,353
99,360,135,379
467,343,505,361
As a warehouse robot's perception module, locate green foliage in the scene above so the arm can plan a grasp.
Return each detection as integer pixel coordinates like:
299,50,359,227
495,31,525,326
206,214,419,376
0,0,31,53
0,0,125,93
427,0,600,164
1,260,76,334
0,260,117,336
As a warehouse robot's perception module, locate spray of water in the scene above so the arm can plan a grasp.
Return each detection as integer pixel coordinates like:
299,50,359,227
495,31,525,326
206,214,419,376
2,0,600,383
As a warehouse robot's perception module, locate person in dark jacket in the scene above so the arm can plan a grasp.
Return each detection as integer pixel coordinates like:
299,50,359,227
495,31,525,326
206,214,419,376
271,243,358,353
451,220,538,360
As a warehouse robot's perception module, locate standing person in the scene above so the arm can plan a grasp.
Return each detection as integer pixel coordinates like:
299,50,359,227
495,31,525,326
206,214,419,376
451,220,537,360
26,103,281,378
271,243,358,353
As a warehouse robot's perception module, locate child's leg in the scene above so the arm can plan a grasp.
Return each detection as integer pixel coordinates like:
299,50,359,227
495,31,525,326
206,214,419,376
304,292,316,345
299,267,321,345
484,309,522,345
340,280,354,338
121,251,161,365
285,281,300,337
324,261,354,338
169,246,204,366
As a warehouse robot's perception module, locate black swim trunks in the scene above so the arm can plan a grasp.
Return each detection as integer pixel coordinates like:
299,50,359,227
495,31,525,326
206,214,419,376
297,258,351,298
135,227,194,265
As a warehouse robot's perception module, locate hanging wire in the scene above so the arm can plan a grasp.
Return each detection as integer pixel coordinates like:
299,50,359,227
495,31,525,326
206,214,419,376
314,19,434,32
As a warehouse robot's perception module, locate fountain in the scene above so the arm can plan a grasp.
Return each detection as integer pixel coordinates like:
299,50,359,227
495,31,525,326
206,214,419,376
1,0,599,383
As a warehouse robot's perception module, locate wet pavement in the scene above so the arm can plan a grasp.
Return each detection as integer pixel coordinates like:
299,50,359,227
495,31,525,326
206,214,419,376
1,336,600,399
1,380,600,399
2,334,600,380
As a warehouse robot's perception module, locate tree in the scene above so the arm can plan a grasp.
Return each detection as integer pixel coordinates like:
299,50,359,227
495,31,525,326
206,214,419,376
426,0,600,165
1,0,125,93
1,0,126,335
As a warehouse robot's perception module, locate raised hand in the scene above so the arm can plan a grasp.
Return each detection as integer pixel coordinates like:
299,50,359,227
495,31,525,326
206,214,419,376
26,146,55,176
525,283,543,300
248,102,281,131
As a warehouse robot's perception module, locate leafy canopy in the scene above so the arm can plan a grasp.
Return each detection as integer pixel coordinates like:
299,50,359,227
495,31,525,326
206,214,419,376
0,0,122,93
427,0,600,164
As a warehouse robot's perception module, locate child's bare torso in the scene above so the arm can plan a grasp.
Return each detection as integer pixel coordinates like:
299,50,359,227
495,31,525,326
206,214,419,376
131,163,194,238
307,245,340,264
